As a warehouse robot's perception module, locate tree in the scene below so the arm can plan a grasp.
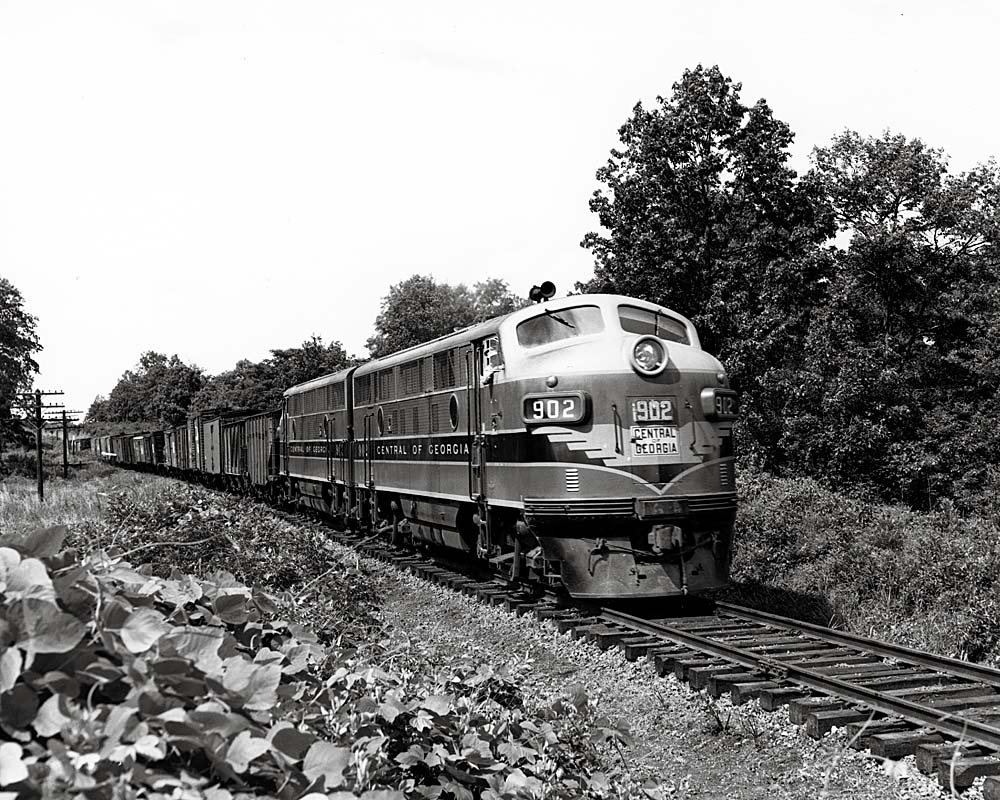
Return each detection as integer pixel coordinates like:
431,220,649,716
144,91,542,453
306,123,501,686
778,132,1000,507
0,277,42,450
579,65,834,463
471,278,529,320
366,276,526,358
192,336,351,412
87,352,204,429
581,66,833,350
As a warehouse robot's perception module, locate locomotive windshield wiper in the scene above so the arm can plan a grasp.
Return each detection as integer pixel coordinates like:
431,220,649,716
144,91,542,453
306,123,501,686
544,308,575,329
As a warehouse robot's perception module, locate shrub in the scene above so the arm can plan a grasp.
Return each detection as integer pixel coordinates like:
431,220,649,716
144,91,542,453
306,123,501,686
730,472,1000,662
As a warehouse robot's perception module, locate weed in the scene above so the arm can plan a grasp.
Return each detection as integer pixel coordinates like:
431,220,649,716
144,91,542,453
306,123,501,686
702,696,734,735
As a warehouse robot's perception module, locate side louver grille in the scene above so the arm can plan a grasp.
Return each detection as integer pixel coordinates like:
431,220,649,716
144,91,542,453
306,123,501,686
524,498,636,518
523,492,737,519
719,462,734,491
686,493,737,513
565,468,580,493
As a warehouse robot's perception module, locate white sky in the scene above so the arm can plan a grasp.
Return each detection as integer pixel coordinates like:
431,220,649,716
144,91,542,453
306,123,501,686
1,1,998,415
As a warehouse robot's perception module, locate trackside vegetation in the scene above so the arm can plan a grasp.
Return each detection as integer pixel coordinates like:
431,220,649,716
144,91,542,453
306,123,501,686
729,472,1000,664
0,479,654,799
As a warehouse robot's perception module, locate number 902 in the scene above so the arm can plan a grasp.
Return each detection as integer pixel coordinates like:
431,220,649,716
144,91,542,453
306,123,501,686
522,393,586,424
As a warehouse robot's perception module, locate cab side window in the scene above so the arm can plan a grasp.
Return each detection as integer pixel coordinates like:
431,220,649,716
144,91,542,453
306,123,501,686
481,336,502,384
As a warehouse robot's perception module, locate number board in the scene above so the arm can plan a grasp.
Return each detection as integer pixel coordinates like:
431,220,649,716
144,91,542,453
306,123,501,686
522,392,588,424
629,396,676,424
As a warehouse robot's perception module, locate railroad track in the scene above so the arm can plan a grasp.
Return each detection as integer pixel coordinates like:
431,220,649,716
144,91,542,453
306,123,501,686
288,512,1000,795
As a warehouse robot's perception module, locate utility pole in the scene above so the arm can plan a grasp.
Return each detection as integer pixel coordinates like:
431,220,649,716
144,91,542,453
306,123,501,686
62,410,69,478
44,409,81,479
14,389,65,502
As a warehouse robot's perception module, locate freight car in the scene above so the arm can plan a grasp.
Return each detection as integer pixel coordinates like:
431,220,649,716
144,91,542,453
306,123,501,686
100,288,738,601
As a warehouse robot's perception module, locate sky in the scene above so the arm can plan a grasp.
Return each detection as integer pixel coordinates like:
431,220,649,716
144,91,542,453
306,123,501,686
1,1,998,415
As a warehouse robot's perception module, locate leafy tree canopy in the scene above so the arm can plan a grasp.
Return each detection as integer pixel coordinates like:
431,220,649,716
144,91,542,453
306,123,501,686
580,65,1000,510
366,276,527,358
192,336,351,413
86,352,204,430
580,64,834,357
0,277,42,449
780,132,1000,506
578,65,835,480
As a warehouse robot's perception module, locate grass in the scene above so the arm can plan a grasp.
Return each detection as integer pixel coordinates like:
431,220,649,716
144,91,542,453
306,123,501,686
0,461,173,539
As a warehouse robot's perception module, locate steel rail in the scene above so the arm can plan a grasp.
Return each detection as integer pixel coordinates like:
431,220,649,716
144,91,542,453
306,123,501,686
716,602,1000,689
602,607,1000,751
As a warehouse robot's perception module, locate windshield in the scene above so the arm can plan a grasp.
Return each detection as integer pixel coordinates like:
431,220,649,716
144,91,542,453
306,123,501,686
617,305,689,344
515,305,605,348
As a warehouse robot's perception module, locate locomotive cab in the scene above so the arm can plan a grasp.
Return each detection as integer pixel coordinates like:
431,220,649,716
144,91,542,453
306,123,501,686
489,295,738,599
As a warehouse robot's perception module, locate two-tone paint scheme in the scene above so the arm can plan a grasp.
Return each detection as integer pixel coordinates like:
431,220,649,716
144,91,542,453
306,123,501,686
280,293,737,600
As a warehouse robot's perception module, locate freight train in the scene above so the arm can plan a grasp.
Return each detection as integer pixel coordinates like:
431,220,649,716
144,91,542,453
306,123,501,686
97,289,738,599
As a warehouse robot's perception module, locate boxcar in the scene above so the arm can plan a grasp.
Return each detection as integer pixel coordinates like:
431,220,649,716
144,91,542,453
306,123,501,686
109,434,134,465
132,434,148,465
187,414,205,473
221,409,279,491
164,424,190,473
202,415,224,476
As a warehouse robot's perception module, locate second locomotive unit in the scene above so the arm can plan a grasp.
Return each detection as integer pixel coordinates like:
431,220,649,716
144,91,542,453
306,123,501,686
281,287,738,599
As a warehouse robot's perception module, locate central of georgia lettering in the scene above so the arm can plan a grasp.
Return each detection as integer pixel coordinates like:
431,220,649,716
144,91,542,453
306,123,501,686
287,439,472,459
377,441,471,457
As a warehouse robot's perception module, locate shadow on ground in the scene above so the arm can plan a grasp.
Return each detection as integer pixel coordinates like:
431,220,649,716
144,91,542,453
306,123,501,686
602,581,834,628
715,580,835,627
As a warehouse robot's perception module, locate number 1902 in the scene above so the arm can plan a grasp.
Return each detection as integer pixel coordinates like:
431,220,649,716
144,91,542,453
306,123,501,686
631,398,674,423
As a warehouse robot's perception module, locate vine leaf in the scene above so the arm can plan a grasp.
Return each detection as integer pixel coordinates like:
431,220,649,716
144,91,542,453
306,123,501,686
160,626,226,674
15,599,87,666
221,658,281,711
0,742,29,786
214,594,251,626
8,525,67,559
0,685,39,730
0,648,21,693
33,694,73,738
134,734,168,761
420,695,453,717
268,722,315,759
0,547,21,591
5,556,57,603
226,731,271,773
119,608,171,654
302,741,351,787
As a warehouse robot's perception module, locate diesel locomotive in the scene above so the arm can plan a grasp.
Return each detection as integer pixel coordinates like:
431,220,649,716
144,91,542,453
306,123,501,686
101,289,738,600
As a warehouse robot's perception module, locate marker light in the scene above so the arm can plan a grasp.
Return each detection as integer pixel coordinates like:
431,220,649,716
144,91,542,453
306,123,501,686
631,336,667,376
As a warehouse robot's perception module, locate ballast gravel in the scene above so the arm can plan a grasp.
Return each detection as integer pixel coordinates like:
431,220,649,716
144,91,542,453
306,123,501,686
348,549,981,800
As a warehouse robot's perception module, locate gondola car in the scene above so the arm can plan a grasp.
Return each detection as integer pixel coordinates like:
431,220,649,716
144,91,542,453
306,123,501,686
280,292,737,599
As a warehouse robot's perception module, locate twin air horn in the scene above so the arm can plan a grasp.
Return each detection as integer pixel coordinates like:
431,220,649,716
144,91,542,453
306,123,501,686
528,281,556,303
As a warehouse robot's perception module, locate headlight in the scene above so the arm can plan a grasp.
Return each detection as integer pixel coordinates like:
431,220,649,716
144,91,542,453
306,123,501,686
631,336,667,376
